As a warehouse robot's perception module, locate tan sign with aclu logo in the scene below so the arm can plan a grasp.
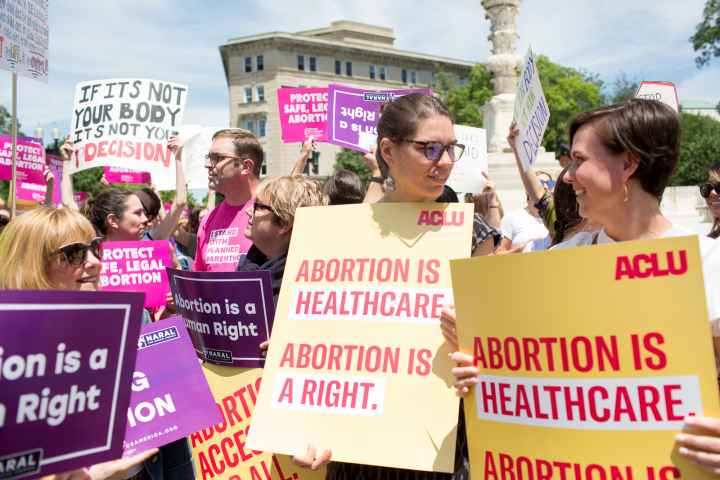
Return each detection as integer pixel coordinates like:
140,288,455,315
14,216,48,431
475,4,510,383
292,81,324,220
451,236,720,479
247,203,472,472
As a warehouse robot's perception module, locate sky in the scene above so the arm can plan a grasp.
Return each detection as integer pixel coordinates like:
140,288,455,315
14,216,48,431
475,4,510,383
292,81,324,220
1,0,719,144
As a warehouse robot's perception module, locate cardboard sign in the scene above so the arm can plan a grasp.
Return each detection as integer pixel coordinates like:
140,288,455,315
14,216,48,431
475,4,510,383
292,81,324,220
167,269,275,368
123,315,221,456
0,290,144,478
0,0,48,82
326,84,432,153
191,365,325,480
246,203,472,472
635,81,680,113
69,78,188,188
277,87,328,143
99,240,172,308
181,126,225,190
513,46,550,171
0,135,45,184
451,236,720,480
446,125,488,195
103,166,151,185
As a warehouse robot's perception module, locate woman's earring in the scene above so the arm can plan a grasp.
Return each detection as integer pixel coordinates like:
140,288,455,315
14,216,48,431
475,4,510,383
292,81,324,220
383,175,396,192
623,184,629,203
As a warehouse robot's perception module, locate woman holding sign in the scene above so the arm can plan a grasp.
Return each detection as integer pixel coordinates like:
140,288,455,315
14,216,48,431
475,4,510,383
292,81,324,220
293,93,470,479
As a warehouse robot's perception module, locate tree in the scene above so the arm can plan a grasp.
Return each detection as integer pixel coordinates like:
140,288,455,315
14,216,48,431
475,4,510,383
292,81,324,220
671,112,720,186
605,72,639,105
334,148,372,186
435,65,494,128
0,105,25,136
691,0,720,68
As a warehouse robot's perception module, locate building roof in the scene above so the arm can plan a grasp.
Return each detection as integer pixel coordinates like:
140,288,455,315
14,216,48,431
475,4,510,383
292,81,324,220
682,99,718,110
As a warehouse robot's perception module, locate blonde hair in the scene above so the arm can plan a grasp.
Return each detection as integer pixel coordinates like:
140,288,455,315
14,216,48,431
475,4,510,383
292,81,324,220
0,207,96,290
257,176,328,227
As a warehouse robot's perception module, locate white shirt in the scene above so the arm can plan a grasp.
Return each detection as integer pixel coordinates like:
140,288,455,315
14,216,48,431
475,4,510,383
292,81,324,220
500,209,549,253
554,225,720,330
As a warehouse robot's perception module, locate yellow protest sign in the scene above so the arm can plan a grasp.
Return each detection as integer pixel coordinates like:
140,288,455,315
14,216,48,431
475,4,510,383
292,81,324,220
191,364,325,480
247,203,472,472
451,236,720,479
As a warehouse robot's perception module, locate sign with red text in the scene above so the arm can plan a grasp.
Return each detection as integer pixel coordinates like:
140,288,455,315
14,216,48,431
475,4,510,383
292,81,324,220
277,87,328,143
69,79,188,187
190,366,325,480
247,203,473,472
451,236,720,480
99,240,172,308
635,81,680,113
513,46,549,171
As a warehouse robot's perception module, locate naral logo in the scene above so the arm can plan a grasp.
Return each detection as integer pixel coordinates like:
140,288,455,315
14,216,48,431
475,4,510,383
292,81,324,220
615,250,688,280
138,326,179,349
417,210,464,226
363,92,395,102
205,348,233,363
0,449,42,480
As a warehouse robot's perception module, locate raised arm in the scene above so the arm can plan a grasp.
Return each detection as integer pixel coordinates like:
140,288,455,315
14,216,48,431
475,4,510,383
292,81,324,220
43,167,55,207
508,122,545,205
150,135,188,240
291,136,315,176
59,136,79,211
362,147,384,203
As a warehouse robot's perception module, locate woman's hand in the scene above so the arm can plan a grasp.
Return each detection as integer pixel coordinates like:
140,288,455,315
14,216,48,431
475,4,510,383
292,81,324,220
60,135,75,161
292,445,331,470
506,121,520,154
168,134,184,162
440,306,459,351
676,416,720,475
450,351,479,397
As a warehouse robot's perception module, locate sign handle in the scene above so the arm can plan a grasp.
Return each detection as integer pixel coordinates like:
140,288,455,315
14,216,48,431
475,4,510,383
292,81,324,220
8,72,18,217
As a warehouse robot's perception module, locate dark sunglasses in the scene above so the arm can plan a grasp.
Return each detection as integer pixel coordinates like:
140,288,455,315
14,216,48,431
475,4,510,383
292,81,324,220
0,215,9,229
402,139,465,163
53,238,103,266
253,200,275,215
540,179,556,190
700,183,720,198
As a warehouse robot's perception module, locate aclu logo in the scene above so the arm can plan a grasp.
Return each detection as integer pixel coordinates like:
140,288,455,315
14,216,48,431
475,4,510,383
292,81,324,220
138,326,179,349
0,449,42,479
205,348,233,363
615,250,688,280
417,210,465,226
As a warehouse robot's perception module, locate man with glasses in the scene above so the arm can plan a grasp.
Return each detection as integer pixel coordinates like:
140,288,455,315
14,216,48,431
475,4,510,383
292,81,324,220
194,129,263,271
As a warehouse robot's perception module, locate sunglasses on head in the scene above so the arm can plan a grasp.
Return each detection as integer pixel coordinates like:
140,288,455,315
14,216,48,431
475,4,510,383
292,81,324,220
53,238,102,266
700,183,720,198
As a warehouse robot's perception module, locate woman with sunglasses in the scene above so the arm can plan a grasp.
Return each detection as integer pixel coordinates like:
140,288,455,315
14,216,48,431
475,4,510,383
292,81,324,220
700,162,720,239
293,93,470,480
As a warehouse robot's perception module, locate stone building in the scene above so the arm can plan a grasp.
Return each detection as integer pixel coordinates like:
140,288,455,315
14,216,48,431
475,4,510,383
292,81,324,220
219,20,474,177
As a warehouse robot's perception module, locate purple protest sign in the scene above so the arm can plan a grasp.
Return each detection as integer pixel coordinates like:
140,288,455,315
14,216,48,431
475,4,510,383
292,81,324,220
326,84,432,153
0,290,144,479
277,87,328,143
122,315,221,457
103,166,152,185
167,269,274,367
0,135,45,184
100,241,172,308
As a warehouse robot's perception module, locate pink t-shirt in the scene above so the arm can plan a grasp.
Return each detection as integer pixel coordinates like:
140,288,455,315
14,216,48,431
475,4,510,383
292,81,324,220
193,199,253,272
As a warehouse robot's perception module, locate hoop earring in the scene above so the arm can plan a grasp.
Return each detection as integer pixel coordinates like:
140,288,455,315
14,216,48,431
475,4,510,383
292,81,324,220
623,184,629,203
383,175,396,192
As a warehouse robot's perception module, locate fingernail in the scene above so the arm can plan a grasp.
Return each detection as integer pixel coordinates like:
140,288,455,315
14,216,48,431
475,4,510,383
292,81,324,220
684,415,699,425
675,434,686,442
678,447,690,455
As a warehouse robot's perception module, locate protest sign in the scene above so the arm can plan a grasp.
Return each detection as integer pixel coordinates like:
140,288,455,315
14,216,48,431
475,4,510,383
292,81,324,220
181,125,224,190
48,154,63,205
68,78,188,188
277,87,328,143
191,365,325,480
0,0,49,82
103,166,151,185
0,135,45,184
247,203,472,471
0,290,144,478
167,269,275,368
635,81,680,113
513,46,550,171
446,125,488,195
326,84,432,153
99,240,172,308
451,236,720,480
123,315,221,457
74,191,88,205
15,180,46,204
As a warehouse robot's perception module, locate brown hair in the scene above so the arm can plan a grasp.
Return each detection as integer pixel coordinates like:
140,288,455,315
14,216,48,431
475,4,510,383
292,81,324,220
569,98,680,200
85,189,137,236
551,168,583,245
708,161,720,239
213,128,264,177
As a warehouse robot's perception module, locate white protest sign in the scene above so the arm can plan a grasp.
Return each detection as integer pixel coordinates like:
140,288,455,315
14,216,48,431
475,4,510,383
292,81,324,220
513,46,550,171
446,125,487,194
69,79,188,188
0,0,49,82
181,126,227,189
635,81,679,113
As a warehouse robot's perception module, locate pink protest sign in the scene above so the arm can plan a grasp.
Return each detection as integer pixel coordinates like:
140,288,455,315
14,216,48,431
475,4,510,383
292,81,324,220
100,240,172,308
277,87,328,143
0,135,45,183
74,191,89,204
104,166,152,185
16,181,47,203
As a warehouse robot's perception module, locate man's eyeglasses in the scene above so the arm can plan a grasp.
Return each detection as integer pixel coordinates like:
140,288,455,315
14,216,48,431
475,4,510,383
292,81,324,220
700,183,720,198
402,140,465,163
53,238,103,266
205,152,244,166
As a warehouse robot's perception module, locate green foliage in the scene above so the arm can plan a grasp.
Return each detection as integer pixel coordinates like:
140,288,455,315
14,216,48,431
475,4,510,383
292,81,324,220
691,0,720,67
73,168,104,197
334,149,372,186
671,113,720,186
0,105,25,136
435,65,493,127
606,72,639,105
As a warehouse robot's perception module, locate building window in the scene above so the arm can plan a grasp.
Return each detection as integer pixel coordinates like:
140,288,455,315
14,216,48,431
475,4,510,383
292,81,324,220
256,55,264,71
345,61,352,76
244,57,252,73
309,56,317,72
303,151,320,175
244,119,254,134
379,66,386,80
244,87,252,103
402,69,408,83
297,55,305,71
410,70,417,84
369,64,376,79
258,118,266,138
335,60,341,75
256,85,265,102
